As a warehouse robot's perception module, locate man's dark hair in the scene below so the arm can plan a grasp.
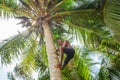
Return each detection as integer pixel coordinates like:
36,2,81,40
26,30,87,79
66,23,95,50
57,38,64,41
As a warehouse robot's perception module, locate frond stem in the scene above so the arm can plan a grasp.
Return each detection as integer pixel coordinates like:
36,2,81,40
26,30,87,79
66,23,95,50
51,9,93,18
52,0,64,10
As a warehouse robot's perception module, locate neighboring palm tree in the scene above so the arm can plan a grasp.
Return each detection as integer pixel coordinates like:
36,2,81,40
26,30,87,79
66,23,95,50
0,0,120,80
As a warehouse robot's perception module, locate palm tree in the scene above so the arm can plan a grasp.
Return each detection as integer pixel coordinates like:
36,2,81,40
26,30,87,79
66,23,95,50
0,0,120,80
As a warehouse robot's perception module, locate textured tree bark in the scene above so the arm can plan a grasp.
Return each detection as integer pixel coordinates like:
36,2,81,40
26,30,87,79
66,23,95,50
42,21,62,80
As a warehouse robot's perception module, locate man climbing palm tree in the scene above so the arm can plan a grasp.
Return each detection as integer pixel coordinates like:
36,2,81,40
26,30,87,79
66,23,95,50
56,39,75,69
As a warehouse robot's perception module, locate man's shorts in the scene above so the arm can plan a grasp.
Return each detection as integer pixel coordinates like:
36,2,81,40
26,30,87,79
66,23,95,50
63,47,75,58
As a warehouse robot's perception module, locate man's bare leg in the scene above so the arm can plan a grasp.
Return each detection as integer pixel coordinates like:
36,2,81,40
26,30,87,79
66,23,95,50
55,46,63,69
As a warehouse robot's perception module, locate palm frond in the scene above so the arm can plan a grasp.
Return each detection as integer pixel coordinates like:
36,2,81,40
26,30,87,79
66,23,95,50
52,0,106,15
0,0,36,19
63,13,120,53
73,51,94,80
13,33,48,79
13,34,38,77
14,41,38,78
98,66,110,80
108,68,120,80
104,0,120,41
0,31,30,64
98,55,120,80
7,72,16,80
0,0,20,18
99,39,120,54
38,68,50,80
50,0,106,23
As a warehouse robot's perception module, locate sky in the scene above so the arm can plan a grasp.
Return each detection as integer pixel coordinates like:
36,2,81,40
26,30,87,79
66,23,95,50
0,18,26,80
0,18,25,40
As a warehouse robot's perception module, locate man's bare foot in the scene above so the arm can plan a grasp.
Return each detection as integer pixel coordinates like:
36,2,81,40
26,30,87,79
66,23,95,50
55,63,62,69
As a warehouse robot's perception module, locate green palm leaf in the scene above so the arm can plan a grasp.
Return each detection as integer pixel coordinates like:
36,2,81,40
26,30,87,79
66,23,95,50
14,39,38,78
0,0,20,18
0,31,30,64
104,0,120,41
7,72,16,80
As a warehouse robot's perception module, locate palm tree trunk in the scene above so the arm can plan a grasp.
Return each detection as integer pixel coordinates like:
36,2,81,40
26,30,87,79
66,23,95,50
42,21,62,80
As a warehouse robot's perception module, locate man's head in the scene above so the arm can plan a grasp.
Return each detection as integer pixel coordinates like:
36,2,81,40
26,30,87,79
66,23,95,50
57,39,63,45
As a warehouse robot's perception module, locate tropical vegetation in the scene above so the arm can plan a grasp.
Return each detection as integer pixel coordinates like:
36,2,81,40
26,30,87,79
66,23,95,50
0,0,120,80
